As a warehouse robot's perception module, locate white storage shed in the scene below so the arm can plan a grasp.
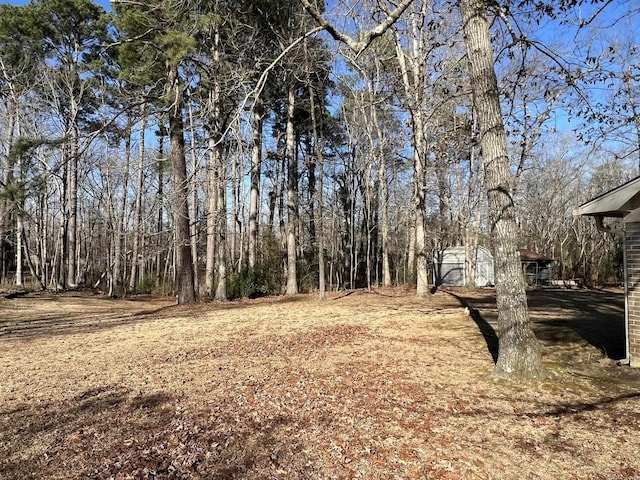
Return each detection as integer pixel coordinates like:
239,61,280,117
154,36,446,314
433,246,494,287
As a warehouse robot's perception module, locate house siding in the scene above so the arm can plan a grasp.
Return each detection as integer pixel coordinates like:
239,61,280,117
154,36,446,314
626,221,640,367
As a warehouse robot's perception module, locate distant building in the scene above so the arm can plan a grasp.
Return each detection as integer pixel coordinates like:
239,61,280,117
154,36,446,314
433,246,553,288
432,246,494,287
519,249,554,286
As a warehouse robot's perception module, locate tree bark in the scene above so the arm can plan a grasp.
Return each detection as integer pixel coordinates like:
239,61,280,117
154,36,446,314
155,128,166,288
248,98,263,271
372,105,391,287
214,151,227,301
309,85,326,300
167,62,196,304
285,86,298,295
187,94,199,295
113,120,131,294
66,123,79,287
459,0,544,378
205,134,219,297
129,107,146,292
392,14,429,297
0,101,16,284
205,24,222,297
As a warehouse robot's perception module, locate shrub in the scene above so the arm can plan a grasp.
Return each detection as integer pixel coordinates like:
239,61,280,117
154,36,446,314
137,274,156,294
227,269,255,299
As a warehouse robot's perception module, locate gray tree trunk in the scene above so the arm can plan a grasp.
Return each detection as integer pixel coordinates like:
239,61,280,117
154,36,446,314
372,106,391,287
167,62,196,304
205,25,222,298
214,152,227,301
285,86,298,295
459,0,544,378
129,106,146,292
188,96,199,295
66,124,78,287
205,134,218,297
248,98,263,271
113,120,131,294
392,13,429,296
0,102,15,284
309,86,326,300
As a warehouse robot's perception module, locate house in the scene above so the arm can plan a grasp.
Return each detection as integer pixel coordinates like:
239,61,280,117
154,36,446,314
432,246,494,287
574,175,640,367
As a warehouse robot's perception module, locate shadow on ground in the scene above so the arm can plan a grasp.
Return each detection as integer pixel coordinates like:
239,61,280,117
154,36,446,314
449,288,626,362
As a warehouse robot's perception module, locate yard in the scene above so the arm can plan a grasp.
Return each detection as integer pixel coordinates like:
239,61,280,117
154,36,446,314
1,287,639,479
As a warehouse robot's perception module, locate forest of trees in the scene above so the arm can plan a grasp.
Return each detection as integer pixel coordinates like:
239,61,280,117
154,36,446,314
0,0,638,309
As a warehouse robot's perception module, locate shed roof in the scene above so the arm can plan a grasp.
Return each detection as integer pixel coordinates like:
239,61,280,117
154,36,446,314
574,175,640,218
518,249,553,262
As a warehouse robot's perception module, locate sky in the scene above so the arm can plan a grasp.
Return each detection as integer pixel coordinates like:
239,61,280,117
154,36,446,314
1,0,111,8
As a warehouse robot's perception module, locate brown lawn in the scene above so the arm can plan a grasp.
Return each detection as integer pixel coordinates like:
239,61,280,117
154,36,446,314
1,286,639,479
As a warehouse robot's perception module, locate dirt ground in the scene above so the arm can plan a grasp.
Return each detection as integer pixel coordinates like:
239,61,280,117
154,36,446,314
1,286,639,480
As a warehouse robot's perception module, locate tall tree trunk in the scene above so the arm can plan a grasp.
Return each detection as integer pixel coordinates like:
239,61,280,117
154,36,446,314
155,127,165,288
55,144,69,291
248,98,263,271
365,161,374,289
392,15,429,296
205,134,219,297
459,0,543,378
285,86,298,295
371,105,391,287
129,105,146,292
309,86,326,300
15,206,23,287
187,94,200,295
205,25,222,297
413,119,429,297
215,152,227,301
167,62,196,304
66,124,79,287
0,101,16,284
113,122,131,294
231,145,239,272
37,184,48,287
15,117,23,287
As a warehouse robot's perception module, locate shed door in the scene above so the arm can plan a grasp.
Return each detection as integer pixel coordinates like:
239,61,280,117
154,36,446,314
475,261,490,287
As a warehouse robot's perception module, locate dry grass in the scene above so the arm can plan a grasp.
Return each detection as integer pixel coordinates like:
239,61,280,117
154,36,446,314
1,287,640,479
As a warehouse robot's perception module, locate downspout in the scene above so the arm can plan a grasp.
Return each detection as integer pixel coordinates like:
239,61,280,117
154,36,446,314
594,215,630,365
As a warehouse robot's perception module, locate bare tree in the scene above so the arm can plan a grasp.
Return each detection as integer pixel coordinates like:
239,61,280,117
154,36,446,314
459,0,543,378
301,0,544,377
129,104,146,293
285,85,299,295
389,4,430,296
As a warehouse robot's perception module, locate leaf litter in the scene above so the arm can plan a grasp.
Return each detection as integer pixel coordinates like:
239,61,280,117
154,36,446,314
1,287,640,479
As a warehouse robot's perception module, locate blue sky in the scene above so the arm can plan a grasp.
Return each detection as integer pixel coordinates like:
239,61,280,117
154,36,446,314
1,0,111,8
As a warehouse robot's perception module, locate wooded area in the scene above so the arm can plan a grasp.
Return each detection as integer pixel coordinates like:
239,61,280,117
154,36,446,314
0,0,638,373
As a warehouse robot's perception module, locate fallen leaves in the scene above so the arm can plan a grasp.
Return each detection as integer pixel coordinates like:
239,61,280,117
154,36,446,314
1,288,640,479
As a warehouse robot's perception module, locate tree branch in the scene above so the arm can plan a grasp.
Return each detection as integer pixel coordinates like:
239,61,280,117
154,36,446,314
299,0,414,55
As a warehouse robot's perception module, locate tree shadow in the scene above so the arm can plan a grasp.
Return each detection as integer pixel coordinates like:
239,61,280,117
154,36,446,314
448,288,626,362
0,303,176,341
527,290,625,360
540,390,640,416
448,291,499,363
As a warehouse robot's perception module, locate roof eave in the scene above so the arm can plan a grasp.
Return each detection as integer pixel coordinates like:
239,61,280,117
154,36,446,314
574,175,640,218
